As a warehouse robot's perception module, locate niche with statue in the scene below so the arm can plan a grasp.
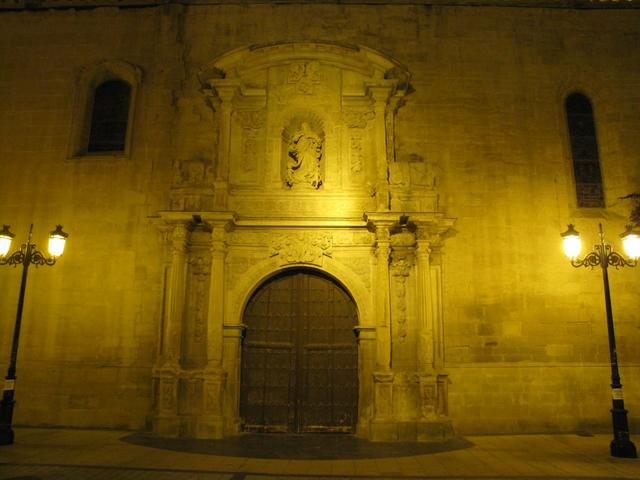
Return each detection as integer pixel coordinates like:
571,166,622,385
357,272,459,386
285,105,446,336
281,112,325,189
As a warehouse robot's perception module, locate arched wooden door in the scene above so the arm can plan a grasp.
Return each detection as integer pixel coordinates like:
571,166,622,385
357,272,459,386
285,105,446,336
240,270,358,433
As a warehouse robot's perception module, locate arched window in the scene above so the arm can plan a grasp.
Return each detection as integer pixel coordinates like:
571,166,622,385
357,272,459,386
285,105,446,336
565,93,604,208
87,80,131,153
68,61,141,159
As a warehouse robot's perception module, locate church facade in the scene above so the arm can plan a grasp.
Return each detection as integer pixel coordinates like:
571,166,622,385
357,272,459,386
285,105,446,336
0,0,639,441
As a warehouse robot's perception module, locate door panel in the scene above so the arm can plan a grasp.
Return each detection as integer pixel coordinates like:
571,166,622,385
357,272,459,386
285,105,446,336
240,270,358,433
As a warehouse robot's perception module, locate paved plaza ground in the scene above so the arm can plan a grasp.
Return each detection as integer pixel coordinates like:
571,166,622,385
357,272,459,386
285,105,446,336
1,427,639,479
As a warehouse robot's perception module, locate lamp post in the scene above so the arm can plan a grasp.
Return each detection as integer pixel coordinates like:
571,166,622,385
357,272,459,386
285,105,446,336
561,222,640,458
0,224,68,446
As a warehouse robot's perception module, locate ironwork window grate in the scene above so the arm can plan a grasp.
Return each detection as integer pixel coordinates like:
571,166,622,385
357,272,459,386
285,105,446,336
566,93,605,208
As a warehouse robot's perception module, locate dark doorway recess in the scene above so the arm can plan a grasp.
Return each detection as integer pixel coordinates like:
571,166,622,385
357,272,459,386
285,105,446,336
240,269,358,433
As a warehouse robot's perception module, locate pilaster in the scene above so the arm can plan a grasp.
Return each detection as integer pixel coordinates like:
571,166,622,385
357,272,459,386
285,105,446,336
201,214,235,438
152,222,190,436
367,85,394,211
415,235,434,372
203,81,240,209
354,325,376,438
222,324,246,435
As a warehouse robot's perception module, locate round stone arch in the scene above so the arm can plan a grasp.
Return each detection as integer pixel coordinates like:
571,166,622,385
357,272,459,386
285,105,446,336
226,255,374,332
223,255,376,436
67,60,142,159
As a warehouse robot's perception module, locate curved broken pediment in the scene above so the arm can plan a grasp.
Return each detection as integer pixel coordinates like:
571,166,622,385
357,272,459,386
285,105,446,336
199,41,409,88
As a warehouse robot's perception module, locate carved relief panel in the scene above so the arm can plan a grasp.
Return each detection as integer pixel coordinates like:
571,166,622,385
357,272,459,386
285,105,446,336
182,232,211,369
229,109,267,186
201,43,410,217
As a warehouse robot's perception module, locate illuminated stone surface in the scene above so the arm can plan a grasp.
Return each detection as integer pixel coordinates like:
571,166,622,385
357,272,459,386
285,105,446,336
0,1,638,441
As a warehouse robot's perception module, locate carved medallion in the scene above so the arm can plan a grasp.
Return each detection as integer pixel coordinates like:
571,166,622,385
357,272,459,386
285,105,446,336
288,61,321,94
270,232,332,266
343,109,375,129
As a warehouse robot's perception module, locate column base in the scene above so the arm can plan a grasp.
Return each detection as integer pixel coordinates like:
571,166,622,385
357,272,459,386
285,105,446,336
417,417,455,442
369,417,455,443
152,414,180,437
0,426,14,445
193,414,224,439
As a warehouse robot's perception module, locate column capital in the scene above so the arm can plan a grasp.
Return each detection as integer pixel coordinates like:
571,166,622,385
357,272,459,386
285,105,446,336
354,325,377,341
409,214,455,240
373,371,395,383
365,81,402,106
203,79,242,107
364,212,406,240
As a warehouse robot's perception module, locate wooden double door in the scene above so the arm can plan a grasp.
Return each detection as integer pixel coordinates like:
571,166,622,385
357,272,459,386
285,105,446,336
240,270,358,433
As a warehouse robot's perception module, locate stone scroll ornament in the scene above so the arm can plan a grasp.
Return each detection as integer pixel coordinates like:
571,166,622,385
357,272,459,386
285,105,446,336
285,122,323,188
270,233,332,266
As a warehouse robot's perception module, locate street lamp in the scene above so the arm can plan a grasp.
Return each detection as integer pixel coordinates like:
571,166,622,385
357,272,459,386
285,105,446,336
561,222,639,458
0,224,68,446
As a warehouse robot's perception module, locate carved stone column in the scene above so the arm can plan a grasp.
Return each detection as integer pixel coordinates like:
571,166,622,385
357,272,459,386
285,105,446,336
373,224,392,371
205,82,239,209
365,213,399,441
354,325,376,438
199,218,233,438
222,324,245,435
152,222,190,436
390,231,416,343
368,85,394,211
415,234,435,373
206,224,227,369
370,231,395,440
411,216,456,441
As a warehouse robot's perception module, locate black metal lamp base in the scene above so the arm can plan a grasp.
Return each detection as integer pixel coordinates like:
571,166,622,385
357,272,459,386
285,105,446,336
0,425,14,446
611,439,637,458
0,394,16,446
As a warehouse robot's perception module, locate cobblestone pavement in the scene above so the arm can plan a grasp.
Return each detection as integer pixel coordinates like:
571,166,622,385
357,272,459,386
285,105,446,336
1,428,639,479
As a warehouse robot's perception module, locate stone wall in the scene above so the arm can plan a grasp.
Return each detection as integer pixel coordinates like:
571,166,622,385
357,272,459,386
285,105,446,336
0,3,639,435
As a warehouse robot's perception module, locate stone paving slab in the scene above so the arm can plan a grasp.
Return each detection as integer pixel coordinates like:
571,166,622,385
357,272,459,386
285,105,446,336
1,428,640,479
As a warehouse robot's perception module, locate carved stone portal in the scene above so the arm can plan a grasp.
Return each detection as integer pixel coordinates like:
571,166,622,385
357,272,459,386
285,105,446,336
152,43,457,443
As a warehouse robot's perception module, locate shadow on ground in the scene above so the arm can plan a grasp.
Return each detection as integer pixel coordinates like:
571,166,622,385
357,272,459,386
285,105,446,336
121,432,474,459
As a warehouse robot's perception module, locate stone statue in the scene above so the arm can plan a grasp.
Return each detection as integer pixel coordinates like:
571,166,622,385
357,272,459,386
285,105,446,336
286,122,323,188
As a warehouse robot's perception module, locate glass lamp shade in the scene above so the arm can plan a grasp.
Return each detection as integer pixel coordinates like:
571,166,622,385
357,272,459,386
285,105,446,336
0,224,14,257
621,225,640,260
48,225,68,257
561,224,581,259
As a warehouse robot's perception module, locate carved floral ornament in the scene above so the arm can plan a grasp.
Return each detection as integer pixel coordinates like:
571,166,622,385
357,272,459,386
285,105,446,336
236,109,266,129
390,253,414,277
288,61,321,94
270,232,333,266
343,109,375,129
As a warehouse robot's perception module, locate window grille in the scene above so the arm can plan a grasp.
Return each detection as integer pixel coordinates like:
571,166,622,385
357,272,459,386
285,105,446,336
565,93,604,208
87,80,131,153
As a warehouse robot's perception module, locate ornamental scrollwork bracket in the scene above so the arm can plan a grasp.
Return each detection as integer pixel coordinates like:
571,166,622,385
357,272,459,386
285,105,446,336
571,245,637,269
0,245,56,268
